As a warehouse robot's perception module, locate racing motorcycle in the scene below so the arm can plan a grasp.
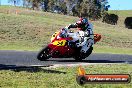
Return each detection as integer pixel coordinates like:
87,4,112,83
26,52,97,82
37,28,101,61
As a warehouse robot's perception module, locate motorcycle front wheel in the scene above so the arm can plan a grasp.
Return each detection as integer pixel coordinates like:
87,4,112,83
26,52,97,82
37,46,51,61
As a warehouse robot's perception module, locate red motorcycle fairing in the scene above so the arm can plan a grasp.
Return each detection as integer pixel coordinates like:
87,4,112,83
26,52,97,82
47,43,75,58
37,30,101,61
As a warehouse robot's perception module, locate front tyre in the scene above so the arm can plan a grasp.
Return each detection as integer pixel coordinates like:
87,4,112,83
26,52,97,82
37,46,51,61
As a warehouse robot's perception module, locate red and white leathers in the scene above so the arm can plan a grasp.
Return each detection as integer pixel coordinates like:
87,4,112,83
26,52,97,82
66,19,94,53
76,22,94,53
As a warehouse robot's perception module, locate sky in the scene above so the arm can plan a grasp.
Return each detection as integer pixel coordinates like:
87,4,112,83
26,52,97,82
108,0,132,10
0,0,132,10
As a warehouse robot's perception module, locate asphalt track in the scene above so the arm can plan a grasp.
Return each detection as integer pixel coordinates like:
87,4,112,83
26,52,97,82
0,50,132,69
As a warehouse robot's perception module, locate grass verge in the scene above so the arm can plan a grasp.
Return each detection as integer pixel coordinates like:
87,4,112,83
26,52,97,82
0,64,132,88
0,6,132,54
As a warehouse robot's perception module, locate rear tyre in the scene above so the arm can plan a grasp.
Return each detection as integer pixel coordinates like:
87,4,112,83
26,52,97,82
85,46,93,57
74,46,93,61
74,55,83,61
37,46,51,61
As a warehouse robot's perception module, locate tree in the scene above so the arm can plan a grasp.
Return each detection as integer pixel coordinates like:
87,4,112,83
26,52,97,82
71,0,110,20
64,0,75,15
59,1,67,14
40,0,49,11
72,0,83,16
47,0,55,11
8,0,21,6
24,0,42,10
71,0,108,20
22,0,29,8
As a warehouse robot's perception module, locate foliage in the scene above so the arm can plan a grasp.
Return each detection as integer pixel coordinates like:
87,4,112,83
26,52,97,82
8,0,21,6
26,0,42,10
72,0,105,20
7,0,109,20
59,1,67,14
72,0,83,16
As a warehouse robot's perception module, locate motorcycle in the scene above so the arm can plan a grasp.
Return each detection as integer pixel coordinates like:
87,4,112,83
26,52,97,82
37,28,101,61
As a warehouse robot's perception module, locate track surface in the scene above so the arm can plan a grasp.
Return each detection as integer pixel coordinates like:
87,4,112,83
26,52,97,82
0,50,132,67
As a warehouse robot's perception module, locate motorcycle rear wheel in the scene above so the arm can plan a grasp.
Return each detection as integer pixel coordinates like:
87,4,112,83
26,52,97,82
74,46,93,61
37,46,51,61
85,46,93,57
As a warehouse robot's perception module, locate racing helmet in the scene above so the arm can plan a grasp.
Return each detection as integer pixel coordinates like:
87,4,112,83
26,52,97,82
76,18,89,31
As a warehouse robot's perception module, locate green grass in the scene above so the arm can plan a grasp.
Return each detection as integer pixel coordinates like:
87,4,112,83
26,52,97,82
93,45,132,55
0,6,132,54
0,64,132,88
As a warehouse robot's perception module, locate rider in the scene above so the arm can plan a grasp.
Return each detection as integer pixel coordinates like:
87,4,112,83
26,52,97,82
61,17,94,54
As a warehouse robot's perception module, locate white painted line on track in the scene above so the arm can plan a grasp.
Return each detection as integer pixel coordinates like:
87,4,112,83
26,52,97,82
43,63,125,68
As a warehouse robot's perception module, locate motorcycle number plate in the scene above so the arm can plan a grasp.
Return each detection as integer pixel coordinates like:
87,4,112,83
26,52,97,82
52,40,67,46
